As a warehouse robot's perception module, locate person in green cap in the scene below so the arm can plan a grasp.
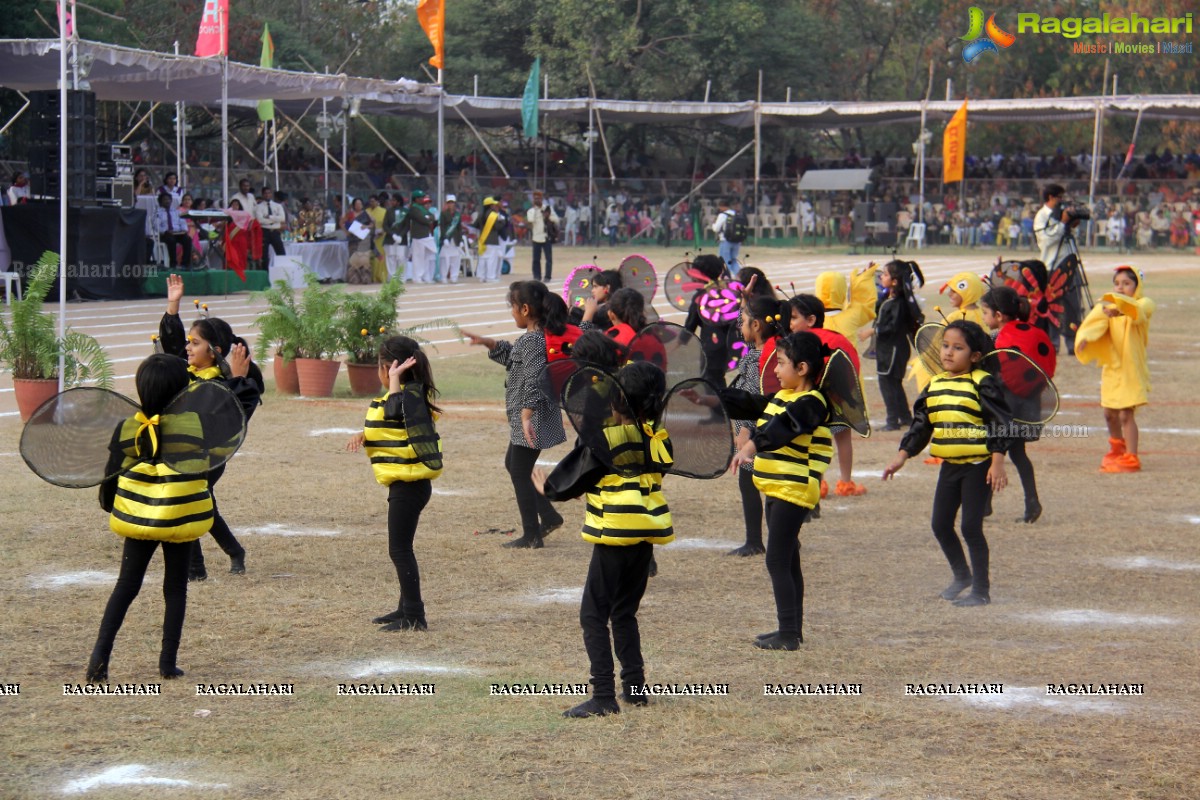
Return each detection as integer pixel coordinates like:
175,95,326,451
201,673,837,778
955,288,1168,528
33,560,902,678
405,190,439,283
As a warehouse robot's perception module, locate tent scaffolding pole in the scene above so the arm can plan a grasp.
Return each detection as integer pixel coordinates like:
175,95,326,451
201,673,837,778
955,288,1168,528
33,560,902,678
279,109,345,171
199,107,267,168
271,98,317,152
1086,58,1110,247
0,91,30,138
753,69,762,242
449,104,509,178
57,19,67,391
355,113,420,176
118,101,161,144
585,65,615,181
671,139,754,211
436,67,444,205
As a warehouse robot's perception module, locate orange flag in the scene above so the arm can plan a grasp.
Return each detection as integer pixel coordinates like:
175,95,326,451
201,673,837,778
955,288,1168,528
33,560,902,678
416,0,445,70
942,99,967,184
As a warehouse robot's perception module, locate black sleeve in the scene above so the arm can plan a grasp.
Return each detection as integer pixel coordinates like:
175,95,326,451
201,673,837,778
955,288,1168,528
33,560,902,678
543,444,607,502
159,312,188,358
719,388,772,421
683,295,702,335
980,374,1015,455
874,297,902,338
382,383,430,422
98,426,124,512
223,376,262,422
898,390,933,456
750,394,828,452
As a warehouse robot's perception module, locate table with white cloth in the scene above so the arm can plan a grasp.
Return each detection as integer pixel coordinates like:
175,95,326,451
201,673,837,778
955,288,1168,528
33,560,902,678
269,241,348,282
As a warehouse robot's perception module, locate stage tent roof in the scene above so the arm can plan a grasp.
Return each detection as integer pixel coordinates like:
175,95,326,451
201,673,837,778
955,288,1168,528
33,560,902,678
3,39,1200,127
798,169,875,192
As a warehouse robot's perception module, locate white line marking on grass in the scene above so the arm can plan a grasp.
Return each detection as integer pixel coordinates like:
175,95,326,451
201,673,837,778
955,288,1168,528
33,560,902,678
526,587,581,604
308,427,361,436
240,523,341,537
1186,516,1200,525
432,488,475,496
330,659,475,679
29,571,116,589
949,686,1124,714
1026,609,1182,627
671,539,742,551
62,764,229,794
1103,556,1200,572
535,459,559,468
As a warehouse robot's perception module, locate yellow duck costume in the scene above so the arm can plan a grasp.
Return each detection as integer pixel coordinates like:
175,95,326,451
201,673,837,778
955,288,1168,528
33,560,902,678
815,263,879,348
1075,269,1153,409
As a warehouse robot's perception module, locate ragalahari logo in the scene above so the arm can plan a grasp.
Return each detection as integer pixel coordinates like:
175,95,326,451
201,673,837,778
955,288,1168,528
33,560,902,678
960,7,1016,62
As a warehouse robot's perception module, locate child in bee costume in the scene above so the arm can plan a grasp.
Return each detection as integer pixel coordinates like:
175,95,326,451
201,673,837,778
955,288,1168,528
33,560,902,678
533,324,731,717
19,355,248,681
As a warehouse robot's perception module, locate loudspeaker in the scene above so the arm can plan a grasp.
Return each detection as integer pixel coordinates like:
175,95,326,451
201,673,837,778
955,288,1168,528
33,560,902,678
26,90,98,202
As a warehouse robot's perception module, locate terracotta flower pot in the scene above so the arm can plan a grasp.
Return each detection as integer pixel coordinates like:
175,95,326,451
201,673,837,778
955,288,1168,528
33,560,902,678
13,378,61,422
346,362,382,397
294,358,341,398
273,355,300,395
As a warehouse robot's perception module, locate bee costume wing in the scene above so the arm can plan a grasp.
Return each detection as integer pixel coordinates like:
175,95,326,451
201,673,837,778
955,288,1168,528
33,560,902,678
759,346,782,395
914,322,946,381
662,379,733,479
148,380,247,476
561,366,649,479
399,383,443,471
20,388,140,488
663,261,708,312
981,347,1060,427
561,264,601,312
540,359,586,407
626,321,707,388
821,348,871,437
619,254,659,322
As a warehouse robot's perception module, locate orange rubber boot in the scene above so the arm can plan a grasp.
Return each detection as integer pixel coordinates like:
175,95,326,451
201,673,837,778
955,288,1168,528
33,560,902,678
819,480,829,499
1101,438,1127,470
835,480,867,497
1102,452,1141,473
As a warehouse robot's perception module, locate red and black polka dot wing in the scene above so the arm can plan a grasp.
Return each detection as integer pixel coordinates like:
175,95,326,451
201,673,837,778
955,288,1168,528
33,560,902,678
982,347,1059,425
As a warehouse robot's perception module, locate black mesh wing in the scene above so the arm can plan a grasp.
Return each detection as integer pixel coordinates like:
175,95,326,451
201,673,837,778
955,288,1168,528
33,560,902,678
625,321,707,387
821,348,870,436
400,383,443,471
20,388,139,488
662,379,733,479
562,264,602,314
159,380,248,475
663,261,708,312
982,347,1060,426
561,366,646,478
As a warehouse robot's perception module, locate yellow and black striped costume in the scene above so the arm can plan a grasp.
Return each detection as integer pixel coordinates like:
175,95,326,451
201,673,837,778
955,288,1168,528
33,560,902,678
923,370,993,463
364,390,443,485
108,414,214,543
751,389,833,509
580,424,674,546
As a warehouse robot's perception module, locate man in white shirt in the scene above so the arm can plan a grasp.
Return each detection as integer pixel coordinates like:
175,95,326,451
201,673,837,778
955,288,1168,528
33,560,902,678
527,190,559,281
6,172,31,205
255,186,287,258
1033,183,1084,354
153,193,192,268
711,198,741,269
230,179,255,214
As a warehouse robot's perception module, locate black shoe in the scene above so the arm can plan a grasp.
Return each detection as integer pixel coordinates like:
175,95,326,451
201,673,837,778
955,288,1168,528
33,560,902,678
983,498,993,518
953,593,990,607
809,503,820,520
939,577,973,600
229,553,246,574
755,630,779,641
372,609,405,625
188,568,208,583
502,535,544,549
648,558,658,578
540,517,565,537
380,616,428,632
621,684,649,707
563,697,620,718
881,423,901,432
1021,500,1043,524
85,658,108,684
727,543,765,557
160,666,185,679
754,633,801,651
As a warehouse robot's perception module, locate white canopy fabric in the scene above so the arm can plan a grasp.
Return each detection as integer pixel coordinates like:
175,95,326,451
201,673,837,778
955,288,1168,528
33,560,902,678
3,39,1200,127
798,169,875,192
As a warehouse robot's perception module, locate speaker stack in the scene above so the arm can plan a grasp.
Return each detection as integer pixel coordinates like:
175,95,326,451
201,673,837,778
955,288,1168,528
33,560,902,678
27,89,98,203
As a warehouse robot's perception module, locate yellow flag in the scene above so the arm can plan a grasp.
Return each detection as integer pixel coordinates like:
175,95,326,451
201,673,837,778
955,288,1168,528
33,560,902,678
942,99,967,184
416,0,445,70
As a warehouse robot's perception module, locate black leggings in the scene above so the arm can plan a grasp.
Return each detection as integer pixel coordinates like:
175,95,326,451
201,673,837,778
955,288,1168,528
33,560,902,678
387,479,432,617
1008,441,1038,505
580,541,654,699
878,374,912,427
191,465,244,570
931,461,991,596
764,498,809,639
91,537,192,673
738,468,764,548
505,443,562,538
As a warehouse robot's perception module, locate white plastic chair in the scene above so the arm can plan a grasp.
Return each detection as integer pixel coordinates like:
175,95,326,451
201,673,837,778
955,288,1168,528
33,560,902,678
1,271,21,305
152,239,170,267
904,222,926,249
783,212,799,238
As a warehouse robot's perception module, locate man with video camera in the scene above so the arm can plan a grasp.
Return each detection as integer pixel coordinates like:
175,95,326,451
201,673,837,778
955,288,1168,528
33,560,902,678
1034,184,1088,355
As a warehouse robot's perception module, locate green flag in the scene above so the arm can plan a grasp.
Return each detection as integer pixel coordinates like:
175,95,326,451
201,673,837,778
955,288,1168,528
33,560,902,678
521,57,540,140
257,24,275,122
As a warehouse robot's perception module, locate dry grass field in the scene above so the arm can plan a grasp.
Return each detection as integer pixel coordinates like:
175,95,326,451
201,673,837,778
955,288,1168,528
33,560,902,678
1,245,1197,798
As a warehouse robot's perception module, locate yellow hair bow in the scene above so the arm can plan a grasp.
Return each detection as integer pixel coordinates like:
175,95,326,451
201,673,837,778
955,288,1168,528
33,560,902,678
134,412,161,457
642,423,673,465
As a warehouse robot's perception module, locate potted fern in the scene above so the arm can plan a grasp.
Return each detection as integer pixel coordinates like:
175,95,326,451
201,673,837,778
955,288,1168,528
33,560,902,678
340,278,404,396
0,252,113,420
252,279,303,394
291,273,346,397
